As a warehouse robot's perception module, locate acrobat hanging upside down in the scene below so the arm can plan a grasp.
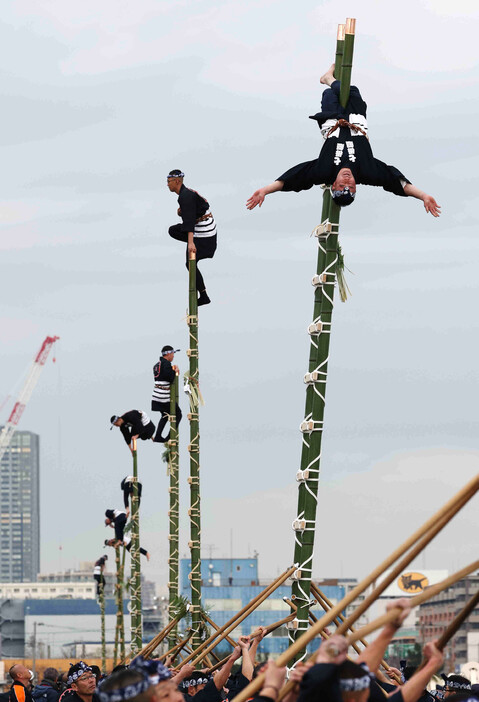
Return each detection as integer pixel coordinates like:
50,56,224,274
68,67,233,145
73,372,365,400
247,64,440,217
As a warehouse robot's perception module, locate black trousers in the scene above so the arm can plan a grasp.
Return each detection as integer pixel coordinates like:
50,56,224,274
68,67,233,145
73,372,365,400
94,574,105,595
126,542,148,557
151,400,183,443
168,225,217,292
122,482,142,509
114,513,127,541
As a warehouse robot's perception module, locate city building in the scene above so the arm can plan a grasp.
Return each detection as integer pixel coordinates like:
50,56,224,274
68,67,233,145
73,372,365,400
180,557,367,655
418,572,479,672
0,431,40,582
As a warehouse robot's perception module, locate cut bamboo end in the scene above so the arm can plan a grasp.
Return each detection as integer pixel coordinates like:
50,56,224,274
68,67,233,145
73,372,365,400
189,252,196,261
337,24,345,41
345,18,356,35
132,438,137,451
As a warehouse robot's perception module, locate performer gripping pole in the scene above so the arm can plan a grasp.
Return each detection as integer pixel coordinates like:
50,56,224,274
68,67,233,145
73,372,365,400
151,346,182,443
110,410,156,454
167,170,217,306
121,476,143,512
168,370,180,647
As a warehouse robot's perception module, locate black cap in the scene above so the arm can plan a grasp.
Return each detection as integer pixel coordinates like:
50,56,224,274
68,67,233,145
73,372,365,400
331,187,356,207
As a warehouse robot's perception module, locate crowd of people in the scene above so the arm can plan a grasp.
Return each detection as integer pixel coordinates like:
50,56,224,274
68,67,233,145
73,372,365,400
3,601,477,702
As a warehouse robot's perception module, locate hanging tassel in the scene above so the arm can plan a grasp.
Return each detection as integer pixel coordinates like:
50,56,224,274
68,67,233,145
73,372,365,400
336,243,353,302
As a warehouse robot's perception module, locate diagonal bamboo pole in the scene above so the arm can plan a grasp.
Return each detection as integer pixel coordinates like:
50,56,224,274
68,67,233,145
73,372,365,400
347,561,479,645
233,559,479,702
187,253,202,651
334,486,476,635
189,566,298,667
159,629,193,663
306,587,391,673
202,612,238,649
130,438,142,654
415,588,479,673
168,372,180,648
174,565,297,669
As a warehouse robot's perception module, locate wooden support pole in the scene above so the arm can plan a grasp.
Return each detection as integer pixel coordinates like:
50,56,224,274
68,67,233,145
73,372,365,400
159,629,193,663
335,485,476,635
189,565,297,667
174,565,296,669
233,559,479,702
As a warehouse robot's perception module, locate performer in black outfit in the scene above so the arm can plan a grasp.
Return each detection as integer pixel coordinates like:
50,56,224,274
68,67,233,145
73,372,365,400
106,536,150,561
93,555,107,595
110,410,155,453
151,345,182,443
121,476,143,510
247,64,440,216
105,509,127,544
167,170,217,306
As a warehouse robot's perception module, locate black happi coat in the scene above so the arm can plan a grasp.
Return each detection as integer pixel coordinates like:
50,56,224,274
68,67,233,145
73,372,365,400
177,184,209,233
278,125,410,196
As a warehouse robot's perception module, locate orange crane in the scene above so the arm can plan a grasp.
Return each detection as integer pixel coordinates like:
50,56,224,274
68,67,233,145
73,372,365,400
0,335,59,463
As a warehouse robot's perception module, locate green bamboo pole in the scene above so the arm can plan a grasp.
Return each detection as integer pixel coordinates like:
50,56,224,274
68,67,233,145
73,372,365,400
339,19,356,108
130,438,143,654
99,578,106,673
113,546,121,666
289,19,355,662
120,545,126,661
186,252,202,651
168,372,180,648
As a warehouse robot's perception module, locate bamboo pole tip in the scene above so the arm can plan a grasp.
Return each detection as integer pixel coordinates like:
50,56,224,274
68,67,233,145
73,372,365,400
337,24,345,40
189,252,197,261
345,18,356,35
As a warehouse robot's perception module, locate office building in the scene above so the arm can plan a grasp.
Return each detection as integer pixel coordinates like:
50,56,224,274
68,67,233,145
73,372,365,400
0,431,40,582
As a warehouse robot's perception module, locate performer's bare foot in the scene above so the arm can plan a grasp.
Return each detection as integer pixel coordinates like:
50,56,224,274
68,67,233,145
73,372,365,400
320,64,336,86
146,552,151,561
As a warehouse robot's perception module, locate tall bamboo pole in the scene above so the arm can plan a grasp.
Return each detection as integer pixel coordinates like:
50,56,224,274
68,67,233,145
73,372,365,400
120,545,126,661
130,438,142,654
187,253,202,651
168,372,180,648
113,546,121,666
289,19,355,661
99,579,106,674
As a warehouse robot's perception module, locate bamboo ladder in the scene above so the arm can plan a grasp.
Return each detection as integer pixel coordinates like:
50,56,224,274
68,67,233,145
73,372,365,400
167,371,180,647
130,437,142,653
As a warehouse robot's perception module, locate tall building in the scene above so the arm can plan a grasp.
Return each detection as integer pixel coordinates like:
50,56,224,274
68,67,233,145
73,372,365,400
0,431,40,582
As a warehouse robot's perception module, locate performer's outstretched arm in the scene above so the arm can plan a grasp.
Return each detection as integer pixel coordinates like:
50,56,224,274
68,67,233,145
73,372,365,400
246,180,284,210
403,183,441,217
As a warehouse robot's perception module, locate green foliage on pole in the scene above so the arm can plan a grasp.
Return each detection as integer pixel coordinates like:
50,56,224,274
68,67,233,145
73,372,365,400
186,255,202,652
99,581,106,673
168,373,180,648
289,20,355,662
130,444,142,654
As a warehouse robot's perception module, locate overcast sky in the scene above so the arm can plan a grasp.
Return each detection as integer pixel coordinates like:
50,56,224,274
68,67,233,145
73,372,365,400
0,0,478,593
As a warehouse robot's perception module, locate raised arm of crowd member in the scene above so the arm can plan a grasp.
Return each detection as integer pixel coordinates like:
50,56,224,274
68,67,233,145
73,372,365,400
249,627,268,667
357,598,411,677
212,645,243,692
395,643,444,702
171,664,195,686
254,661,287,702
239,636,254,682
296,634,348,702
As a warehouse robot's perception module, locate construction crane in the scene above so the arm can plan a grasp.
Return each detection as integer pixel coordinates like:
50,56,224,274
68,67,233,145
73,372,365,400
0,335,59,463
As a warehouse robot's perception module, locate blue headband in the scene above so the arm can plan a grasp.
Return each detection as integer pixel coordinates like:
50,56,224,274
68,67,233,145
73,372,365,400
130,657,172,685
67,662,92,686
